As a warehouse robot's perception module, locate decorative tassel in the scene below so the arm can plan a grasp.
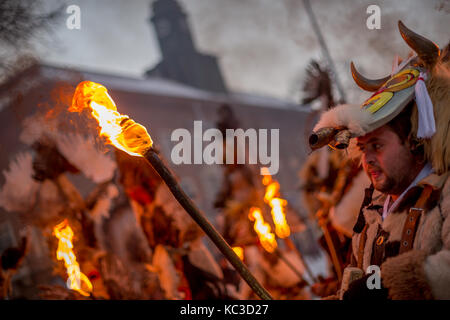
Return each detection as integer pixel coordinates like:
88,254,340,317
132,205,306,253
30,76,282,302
415,72,436,138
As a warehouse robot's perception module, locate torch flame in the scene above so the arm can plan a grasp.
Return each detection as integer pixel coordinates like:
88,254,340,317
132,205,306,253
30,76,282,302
53,220,93,297
70,81,153,157
261,167,272,186
248,207,277,253
264,181,280,203
269,198,290,238
261,168,290,238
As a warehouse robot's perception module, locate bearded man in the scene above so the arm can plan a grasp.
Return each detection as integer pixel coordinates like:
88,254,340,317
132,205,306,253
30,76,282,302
309,21,449,300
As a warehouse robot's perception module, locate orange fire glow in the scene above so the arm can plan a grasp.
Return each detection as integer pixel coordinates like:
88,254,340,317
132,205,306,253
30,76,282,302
232,246,244,261
264,181,280,203
269,198,290,238
261,167,272,186
261,169,290,239
70,81,152,157
248,207,277,253
53,220,93,297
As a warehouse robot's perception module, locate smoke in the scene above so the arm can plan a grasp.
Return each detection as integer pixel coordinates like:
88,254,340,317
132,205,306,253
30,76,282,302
56,133,117,183
0,152,39,213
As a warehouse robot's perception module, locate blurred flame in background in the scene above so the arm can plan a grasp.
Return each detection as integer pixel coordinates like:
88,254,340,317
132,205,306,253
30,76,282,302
261,167,290,238
53,220,93,297
248,207,277,253
269,198,290,238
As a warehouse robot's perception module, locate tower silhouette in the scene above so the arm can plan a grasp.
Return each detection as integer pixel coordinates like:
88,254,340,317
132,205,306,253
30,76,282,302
145,0,228,93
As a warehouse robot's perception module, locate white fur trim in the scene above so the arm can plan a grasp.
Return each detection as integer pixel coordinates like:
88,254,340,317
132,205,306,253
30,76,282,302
313,104,372,137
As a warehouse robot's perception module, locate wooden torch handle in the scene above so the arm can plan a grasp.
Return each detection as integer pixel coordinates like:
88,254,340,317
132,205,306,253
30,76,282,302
143,148,273,300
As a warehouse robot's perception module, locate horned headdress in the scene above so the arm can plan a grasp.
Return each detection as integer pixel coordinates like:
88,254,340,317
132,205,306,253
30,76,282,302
310,21,450,174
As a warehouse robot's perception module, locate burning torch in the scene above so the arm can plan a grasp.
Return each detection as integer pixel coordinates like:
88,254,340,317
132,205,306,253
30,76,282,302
54,219,93,297
260,168,318,284
69,81,272,300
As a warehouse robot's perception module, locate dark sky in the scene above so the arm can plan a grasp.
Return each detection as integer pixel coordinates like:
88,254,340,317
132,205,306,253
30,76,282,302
34,0,449,104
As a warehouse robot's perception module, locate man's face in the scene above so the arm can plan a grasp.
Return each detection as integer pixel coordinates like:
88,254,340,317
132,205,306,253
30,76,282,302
356,126,418,196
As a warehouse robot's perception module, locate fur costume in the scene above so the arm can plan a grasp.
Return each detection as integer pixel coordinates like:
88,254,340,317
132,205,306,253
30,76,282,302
347,172,450,299
310,21,450,300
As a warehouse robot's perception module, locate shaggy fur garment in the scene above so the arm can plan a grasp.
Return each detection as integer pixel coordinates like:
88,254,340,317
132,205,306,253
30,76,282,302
381,250,433,299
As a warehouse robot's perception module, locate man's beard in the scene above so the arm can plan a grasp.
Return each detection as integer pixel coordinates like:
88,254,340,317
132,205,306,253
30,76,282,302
372,173,396,193
366,165,396,193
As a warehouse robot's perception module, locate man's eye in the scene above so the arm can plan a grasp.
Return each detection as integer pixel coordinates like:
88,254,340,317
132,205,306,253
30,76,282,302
373,143,382,151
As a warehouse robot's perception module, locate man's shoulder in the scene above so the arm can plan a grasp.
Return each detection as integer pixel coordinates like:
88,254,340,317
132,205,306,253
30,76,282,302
418,171,449,192
418,171,450,219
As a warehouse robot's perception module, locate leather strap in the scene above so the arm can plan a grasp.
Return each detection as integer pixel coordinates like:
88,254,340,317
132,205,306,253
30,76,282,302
357,224,369,269
371,227,390,266
353,185,374,233
399,185,433,254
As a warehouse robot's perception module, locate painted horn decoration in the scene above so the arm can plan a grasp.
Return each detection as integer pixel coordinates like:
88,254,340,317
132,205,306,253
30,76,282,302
350,62,390,92
398,20,440,68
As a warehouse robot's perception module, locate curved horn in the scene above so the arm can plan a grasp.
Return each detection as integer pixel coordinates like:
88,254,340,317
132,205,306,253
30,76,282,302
398,20,440,67
350,62,390,92
309,127,338,150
